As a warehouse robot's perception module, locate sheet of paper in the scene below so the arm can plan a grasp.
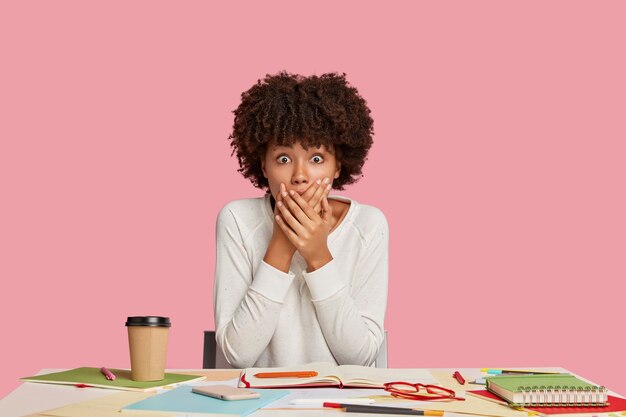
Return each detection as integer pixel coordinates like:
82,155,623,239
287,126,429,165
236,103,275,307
264,387,393,408
35,378,241,417
373,395,531,417
37,391,162,417
263,386,528,417
186,377,240,388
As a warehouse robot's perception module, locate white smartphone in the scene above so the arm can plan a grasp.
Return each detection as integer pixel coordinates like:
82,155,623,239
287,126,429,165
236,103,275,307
191,385,260,401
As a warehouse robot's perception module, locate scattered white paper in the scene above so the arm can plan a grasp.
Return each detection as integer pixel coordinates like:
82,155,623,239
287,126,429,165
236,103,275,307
264,387,394,408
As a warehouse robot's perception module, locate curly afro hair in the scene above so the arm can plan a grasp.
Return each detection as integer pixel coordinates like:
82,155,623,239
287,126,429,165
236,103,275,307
228,71,374,191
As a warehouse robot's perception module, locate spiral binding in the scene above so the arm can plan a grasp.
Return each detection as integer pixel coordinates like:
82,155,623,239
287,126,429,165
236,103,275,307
515,384,608,407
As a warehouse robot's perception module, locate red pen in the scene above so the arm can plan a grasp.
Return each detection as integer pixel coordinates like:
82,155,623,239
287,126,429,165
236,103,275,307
453,371,465,385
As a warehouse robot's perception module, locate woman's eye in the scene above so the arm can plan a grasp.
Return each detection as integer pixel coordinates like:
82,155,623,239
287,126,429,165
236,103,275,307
277,156,290,164
311,155,324,164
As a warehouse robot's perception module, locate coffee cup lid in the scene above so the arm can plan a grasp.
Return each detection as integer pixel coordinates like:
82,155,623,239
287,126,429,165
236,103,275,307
125,316,171,327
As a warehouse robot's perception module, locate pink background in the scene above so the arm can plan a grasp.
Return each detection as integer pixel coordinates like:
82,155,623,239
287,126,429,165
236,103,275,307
1,1,625,400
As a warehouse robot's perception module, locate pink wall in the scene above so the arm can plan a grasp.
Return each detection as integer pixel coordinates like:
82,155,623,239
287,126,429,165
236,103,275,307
2,1,625,400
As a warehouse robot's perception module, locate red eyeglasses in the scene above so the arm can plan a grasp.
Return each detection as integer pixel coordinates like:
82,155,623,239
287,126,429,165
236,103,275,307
383,382,465,401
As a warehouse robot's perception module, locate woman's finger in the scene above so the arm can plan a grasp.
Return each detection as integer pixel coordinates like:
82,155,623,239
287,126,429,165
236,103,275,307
275,182,300,213
274,213,299,244
277,199,306,234
321,197,332,223
274,184,286,214
300,180,320,203
289,190,317,222
311,178,330,212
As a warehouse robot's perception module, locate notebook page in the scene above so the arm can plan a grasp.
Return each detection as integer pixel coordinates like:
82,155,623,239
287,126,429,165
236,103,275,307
339,366,438,386
242,361,341,387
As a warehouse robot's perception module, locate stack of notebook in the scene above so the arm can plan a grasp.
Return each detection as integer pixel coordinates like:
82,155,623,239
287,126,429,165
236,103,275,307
467,373,626,416
484,374,607,407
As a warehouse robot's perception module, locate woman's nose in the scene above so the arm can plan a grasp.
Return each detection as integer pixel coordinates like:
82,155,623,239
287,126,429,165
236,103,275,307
291,163,308,185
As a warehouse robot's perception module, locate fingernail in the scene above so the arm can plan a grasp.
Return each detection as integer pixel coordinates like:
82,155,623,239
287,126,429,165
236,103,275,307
289,190,295,195
281,191,287,198
326,184,332,190
316,179,321,185
277,201,283,207
323,178,330,184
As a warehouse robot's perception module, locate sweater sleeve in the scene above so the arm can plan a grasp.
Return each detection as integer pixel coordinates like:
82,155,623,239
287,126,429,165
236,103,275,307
213,204,294,368
303,209,389,366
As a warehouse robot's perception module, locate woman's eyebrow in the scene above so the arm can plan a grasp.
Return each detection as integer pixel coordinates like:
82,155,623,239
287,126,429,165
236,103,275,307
310,146,332,154
269,145,293,152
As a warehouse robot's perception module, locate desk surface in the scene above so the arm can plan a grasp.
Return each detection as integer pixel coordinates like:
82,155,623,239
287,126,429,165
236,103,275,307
1,369,243,417
0,367,601,417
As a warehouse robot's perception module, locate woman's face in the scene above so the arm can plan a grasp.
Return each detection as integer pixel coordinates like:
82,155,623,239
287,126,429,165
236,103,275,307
262,141,341,199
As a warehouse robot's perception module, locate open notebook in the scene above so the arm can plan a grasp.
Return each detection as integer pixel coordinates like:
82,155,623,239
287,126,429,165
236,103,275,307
239,362,436,388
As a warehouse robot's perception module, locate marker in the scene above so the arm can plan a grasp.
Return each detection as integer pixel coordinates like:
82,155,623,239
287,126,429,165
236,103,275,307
100,367,116,381
324,402,444,416
291,398,375,405
482,368,560,375
254,371,318,378
453,371,465,385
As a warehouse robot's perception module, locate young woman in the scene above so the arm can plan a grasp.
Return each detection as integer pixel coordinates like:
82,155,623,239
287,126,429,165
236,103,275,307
214,71,388,368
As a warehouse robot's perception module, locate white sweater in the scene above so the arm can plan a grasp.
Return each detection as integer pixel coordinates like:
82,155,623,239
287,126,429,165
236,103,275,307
213,194,388,368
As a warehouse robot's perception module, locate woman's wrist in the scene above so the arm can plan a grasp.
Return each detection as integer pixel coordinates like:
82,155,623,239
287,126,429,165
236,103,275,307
304,248,333,272
264,238,296,273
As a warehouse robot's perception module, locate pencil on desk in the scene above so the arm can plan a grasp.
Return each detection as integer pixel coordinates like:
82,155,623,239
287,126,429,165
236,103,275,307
324,402,444,416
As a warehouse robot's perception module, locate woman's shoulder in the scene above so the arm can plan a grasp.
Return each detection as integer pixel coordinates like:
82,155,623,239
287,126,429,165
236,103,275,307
219,196,266,212
217,196,269,226
345,200,388,246
332,196,388,232
354,202,388,231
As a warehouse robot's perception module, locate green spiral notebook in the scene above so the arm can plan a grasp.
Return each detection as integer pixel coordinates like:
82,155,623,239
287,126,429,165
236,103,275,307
486,374,608,407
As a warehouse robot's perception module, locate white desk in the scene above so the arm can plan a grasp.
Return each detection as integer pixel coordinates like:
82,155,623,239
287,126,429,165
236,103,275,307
0,367,605,417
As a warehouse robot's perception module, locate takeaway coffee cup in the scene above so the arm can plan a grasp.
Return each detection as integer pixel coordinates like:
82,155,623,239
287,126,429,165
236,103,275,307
125,316,171,381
